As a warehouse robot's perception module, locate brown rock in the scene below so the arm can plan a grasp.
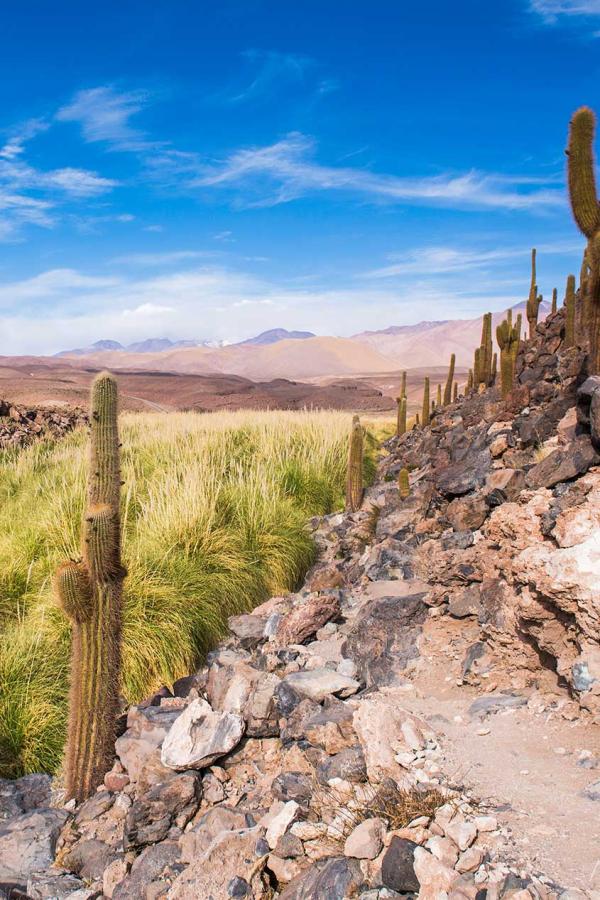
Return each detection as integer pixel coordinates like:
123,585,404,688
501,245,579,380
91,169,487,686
446,495,488,531
275,593,341,646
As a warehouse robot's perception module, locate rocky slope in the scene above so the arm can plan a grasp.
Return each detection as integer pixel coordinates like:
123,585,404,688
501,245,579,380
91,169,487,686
0,400,87,450
1,305,600,899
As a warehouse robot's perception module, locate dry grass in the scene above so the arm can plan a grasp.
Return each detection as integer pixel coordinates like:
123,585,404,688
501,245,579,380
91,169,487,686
0,409,379,777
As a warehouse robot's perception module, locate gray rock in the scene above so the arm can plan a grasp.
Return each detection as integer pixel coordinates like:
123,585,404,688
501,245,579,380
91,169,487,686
26,872,86,899
123,773,201,850
582,780,600,801
436,447,491,497
576,375,600,449
180,805,257,864
271,773,313,805
342,594,427,688
115,705,182,783
380,837,419,893
448,585,482,619
112,842,180,900
274,832,304,859
0,775,51,822
227,614,267,649
278,856,365,899
161,698,245,770
317,747,367,785
526,436,600,490
282,669,360,702
0,808,70,887
63,838,115,881
468,692,527,719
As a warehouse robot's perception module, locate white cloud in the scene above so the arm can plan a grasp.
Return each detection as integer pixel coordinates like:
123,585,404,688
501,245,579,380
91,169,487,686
192,132,563,212
56,85,154,150
0,261,535,356
364,240,582,278
111,250,215,266
530,0,600,21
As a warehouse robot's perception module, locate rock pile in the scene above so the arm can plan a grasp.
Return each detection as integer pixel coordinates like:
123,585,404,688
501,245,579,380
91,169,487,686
1,305,599,898
0,400,87,450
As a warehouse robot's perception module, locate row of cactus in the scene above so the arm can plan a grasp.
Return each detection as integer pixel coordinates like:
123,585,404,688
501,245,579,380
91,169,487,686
56,373,126,802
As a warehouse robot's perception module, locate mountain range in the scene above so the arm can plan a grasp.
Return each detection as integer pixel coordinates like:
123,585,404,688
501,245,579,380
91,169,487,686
52,304,550,381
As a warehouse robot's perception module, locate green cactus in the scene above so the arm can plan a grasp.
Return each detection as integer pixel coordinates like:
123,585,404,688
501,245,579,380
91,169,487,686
398,467,410,499
414,412,420,427
551,287,558,315
491,351,497,385
567,106,600,371
345,417,364,512
496,309,522,399
400,370,407,399
421,377,430,426
443,353,455,406
467,368,473,392
396,396,407,436
526,248,541,339
56,372,125,803
453,382,458,402
436,383,442,408
473,347,481,388
564,273,576,348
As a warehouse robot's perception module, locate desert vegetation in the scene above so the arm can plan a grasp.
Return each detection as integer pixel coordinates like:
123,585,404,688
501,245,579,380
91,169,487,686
0,404,382,778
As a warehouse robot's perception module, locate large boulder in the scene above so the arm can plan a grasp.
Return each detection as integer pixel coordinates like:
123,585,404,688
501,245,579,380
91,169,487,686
123,773,202,850
161,698,245,770
342,593,427,688
278,856,365,899
526,436,600,490
0,808,70,888
168,827,268,899
115,705,183,784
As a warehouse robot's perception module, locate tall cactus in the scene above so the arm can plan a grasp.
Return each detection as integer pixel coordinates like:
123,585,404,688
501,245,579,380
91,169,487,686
551,287,558,315
453,382,458,402
396,396,407,436
564,273,576,348
496,309,522,399
467,369,473,392
567,106,600,371
436,383,442,408
345,417,364,512
400,370,407,400
474,313,493,387
526,248,541,339
56,372,125,802
421,377,430,426
443,353,455,406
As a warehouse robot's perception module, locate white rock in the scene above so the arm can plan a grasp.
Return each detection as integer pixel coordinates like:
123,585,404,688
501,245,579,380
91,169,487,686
161,698,245,770
413,846,459,894
473,815,497,832
283,668,360,702
343,817,385,859
425,835,459,868
266,801,300,849
444,818,477,851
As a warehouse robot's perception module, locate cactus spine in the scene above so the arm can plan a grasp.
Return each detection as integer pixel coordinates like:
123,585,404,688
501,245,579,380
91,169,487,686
567,106,600,371
396,396,407,436
443,353,455,406
398,467,410,499
345,417,364,512
56,372,125,803
564,273,576,348
421,377,430,427
551,287,557,315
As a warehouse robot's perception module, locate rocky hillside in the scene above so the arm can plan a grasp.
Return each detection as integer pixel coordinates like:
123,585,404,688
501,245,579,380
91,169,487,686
0,401,87,450
1,304,599,899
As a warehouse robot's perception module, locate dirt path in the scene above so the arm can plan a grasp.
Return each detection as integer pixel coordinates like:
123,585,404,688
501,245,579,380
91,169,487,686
404,613,600,892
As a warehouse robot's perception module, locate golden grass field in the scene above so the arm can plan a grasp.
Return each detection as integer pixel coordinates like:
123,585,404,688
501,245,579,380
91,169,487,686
0,409,391,778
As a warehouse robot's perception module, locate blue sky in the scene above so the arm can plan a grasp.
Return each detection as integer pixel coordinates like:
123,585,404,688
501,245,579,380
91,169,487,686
0,0,599,354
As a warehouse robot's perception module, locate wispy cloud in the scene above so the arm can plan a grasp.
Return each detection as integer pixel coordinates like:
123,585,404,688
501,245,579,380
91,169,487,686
227,50,314,104
56,85,155,150
192,132,564,212
530,0,600,22
111,250,215,266
364,240,581,278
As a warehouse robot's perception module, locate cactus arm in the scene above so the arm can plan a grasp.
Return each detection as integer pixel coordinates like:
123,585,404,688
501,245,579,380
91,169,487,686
567,107,600,238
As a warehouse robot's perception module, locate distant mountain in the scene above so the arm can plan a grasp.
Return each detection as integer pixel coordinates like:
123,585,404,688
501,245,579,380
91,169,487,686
239,328,315,346
126,338,197,353
56,339,125,357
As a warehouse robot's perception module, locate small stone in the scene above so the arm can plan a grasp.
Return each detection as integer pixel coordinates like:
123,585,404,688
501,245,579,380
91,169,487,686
283,668,360,702
343,817,385,860
476,728,490,736
473,815,497,832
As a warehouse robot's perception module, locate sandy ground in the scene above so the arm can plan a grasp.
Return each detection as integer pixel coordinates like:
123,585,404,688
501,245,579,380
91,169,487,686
405,613,600,892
